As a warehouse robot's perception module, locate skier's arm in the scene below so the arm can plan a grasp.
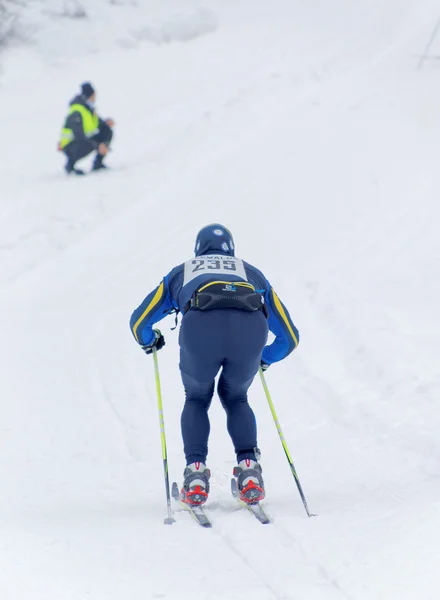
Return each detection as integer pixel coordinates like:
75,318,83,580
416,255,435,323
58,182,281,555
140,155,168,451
262,288,299,364
65,111,88,141
130,276,175,346
98,116,113,129
65,111,99,147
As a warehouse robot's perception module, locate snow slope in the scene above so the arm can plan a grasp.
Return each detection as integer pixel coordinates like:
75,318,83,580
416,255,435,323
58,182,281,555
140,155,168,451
1,1,440,598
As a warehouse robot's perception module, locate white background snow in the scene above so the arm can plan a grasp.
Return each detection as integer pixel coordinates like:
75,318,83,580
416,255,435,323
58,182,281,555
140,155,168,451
1,1,440,598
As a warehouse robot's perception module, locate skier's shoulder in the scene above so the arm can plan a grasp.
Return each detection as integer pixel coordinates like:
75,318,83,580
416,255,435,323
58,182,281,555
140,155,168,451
66,96,90,127
164,263,185,294
166,262,184,280
242,258,270,290
69,94,87,108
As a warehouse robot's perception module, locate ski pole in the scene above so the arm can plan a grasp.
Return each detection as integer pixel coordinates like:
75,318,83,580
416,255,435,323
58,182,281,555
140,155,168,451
153,348,175,525
417,17,440,70
259,368,316,517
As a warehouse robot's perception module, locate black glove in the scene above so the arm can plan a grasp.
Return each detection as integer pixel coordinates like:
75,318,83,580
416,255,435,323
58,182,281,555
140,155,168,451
141,329,165,355
260,361,270,372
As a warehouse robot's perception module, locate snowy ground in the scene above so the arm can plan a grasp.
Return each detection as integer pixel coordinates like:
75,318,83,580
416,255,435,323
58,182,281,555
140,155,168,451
1,1,440,598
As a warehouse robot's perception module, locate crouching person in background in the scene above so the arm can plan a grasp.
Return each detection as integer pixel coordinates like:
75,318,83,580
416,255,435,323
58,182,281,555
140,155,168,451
58,82,115,176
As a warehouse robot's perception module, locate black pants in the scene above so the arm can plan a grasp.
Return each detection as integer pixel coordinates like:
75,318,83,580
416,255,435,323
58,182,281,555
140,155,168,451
63,121,113,164
179,308,268,465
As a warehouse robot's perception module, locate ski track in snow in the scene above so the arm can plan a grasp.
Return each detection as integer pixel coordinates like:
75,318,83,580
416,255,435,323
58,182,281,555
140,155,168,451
1,1,440,598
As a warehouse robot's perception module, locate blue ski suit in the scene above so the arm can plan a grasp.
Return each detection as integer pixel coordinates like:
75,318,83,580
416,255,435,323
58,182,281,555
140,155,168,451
130,251,299,465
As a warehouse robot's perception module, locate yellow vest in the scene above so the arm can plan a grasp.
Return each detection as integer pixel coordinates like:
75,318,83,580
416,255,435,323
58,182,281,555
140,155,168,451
59,103,99,149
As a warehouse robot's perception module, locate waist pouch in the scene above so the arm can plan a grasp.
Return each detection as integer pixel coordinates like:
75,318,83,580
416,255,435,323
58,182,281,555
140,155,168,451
186,281,267,316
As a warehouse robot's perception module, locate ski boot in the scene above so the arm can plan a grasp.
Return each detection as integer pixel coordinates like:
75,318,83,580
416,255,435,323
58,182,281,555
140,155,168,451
65,158,85,176
233,459,265,504
180,462,210,506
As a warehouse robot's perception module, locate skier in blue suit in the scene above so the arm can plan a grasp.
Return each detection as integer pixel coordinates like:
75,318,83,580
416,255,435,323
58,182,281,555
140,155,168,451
130,224,299,506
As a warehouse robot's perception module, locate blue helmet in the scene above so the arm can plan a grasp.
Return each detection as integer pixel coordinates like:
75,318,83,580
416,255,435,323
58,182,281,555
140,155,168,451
194,223,235,257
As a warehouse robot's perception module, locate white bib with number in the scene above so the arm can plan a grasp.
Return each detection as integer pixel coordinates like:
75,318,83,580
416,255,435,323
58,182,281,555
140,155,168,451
183,255,247,286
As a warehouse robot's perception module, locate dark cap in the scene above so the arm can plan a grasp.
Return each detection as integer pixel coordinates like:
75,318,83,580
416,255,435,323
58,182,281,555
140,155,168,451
81,82,95,99
194,224,235,257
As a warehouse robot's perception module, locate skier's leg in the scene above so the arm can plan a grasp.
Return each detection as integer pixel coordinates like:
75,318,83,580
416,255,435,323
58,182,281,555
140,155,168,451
63,140,94,174
179,311,223,465
217,310,268,462
218,310,268,503
94,120,113,146
91,121,113,170
180,375,214,465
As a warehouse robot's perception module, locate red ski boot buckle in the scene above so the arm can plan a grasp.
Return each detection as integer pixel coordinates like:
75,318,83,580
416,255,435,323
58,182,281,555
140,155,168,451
182,485,208,506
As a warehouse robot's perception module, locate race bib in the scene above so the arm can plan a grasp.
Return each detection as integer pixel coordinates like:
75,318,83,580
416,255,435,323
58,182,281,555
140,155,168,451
183,255,247,286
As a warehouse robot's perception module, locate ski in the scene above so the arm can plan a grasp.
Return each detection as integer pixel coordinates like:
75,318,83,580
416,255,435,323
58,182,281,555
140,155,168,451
241,501,271,524
170,479,270,526
231,478,271,524
171,482,212,528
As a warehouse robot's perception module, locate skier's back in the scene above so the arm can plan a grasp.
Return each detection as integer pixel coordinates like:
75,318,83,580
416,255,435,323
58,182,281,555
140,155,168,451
130,224,299,505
